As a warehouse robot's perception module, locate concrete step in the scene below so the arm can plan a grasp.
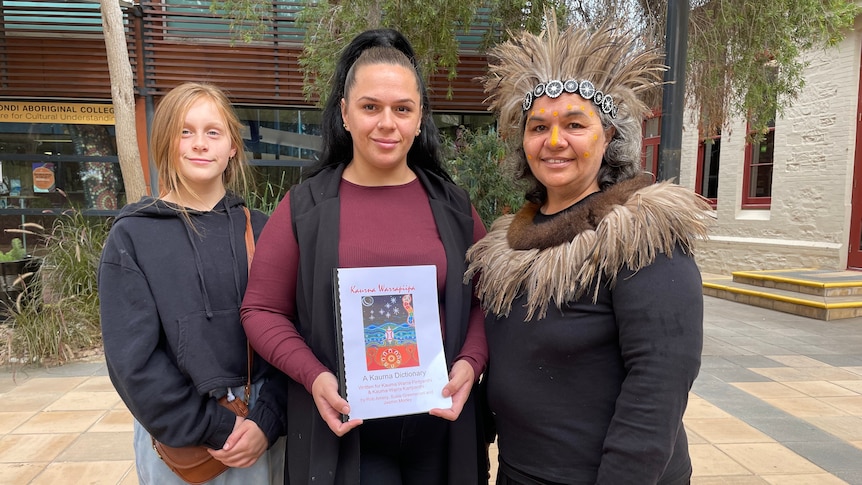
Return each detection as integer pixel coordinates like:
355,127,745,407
702,270,862,321
731,269,862,297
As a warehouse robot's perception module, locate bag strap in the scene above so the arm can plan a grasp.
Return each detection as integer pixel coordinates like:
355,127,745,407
242,206,255,404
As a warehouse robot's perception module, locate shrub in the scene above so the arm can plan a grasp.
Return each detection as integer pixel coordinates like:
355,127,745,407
3,210,111,365
443,127,525,228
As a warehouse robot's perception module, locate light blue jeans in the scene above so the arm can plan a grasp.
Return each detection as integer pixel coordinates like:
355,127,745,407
133,380,285,485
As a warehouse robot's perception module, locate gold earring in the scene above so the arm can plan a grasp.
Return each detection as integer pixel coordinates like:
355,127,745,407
343,123,348,130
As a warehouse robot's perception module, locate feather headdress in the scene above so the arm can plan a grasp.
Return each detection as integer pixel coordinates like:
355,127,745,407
482,16,667,142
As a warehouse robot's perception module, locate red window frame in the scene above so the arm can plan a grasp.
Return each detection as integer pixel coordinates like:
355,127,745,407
641,111,661,175
695,132,720,208
741,121,775,209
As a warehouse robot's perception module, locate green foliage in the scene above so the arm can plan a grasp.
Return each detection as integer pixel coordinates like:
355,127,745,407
244,168,291,215
297,0,472,104
296,0,571,105
3,211,111,364
0,238,26,262
443,127,525,227
209,0,273,44
684,0,858,136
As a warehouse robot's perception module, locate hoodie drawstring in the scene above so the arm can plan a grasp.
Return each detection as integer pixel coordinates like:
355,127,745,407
224,198,243,309
179,217,215,319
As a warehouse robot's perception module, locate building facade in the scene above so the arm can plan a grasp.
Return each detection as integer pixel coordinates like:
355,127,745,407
680,16,862,273
0,0,494,251
4,1,862,275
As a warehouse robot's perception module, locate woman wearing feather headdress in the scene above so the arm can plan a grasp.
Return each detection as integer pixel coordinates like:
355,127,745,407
466,16,712,484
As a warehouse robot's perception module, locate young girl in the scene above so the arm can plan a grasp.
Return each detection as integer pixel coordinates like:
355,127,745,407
99,82,286,485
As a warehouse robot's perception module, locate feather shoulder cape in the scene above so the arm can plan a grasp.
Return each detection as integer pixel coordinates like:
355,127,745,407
465,174,712,320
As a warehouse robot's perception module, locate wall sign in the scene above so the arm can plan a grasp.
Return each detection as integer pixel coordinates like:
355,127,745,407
0,102,115,125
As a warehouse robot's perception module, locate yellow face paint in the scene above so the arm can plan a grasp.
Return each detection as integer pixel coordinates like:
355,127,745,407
553,111,558,117
584,151,590,158
550,125,559,147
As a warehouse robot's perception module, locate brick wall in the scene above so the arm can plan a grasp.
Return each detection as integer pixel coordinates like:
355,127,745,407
685,28,861,274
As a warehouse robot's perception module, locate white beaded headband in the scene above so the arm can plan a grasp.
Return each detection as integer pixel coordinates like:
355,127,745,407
523,79,618,119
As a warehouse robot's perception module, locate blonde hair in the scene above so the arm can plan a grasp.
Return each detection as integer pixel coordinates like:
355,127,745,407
150,82,249,200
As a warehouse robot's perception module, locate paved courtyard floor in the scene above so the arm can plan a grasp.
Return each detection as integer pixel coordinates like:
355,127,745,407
2,295,862,484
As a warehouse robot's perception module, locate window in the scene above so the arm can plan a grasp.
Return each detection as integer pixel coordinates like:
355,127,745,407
641,112,661,175
695,131,720,206
742,119,775,208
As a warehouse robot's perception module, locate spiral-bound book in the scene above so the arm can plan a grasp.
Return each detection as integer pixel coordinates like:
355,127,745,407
332,265,452,420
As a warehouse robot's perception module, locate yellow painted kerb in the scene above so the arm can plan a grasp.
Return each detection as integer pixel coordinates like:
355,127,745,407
702,281,862,310
732,270,862,289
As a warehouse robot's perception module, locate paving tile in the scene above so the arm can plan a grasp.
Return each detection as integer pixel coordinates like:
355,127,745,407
782,381,859,397
90,409,134,433
12,410,104,434
73,375,117,393
0,433,79,463
740,344,800,355
706,367,774,382
0,462,45,484
685,396,734,419
489,442,498,483
820,396,862,416
38,362,108,377
761,474,849,484
685,426,708,445
119,469,139,485
684,418,774,444
843,366,862,376
3,391,64,413
701,355,742,369
29,461,134,485
717,443,825,475
44,390,121,411
761,398,847,418
782,441,862,477
748,367,818,382
3,376,86,394
772,345,837,355
689,443,753,477
55,431,134,462
800,367,862,381
0,411,35,434
766,355,831,368
692,477,769,484
733,382,807,399
805,416,862,441
808,355,862,367
833,380,862,394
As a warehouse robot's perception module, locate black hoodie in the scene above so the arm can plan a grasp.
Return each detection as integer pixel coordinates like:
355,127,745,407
99,193,287,449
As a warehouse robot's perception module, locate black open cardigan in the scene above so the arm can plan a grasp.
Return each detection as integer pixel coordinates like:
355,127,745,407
285,164,488,484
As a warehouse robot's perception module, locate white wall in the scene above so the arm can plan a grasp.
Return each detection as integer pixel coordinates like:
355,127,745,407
689,27,862,274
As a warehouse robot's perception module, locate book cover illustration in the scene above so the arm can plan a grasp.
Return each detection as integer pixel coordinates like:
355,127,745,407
362,293,420,371
334,265,451,420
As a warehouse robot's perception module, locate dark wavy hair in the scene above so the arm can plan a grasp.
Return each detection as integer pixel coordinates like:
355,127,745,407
307,29,451,182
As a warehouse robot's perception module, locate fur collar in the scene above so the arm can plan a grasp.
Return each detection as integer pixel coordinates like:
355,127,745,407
465,176,712,320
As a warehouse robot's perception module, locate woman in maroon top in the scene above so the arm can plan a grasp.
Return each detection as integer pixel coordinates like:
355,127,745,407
241,30,489,485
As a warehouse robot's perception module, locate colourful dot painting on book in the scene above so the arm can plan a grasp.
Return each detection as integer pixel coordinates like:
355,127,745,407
361,294,421,370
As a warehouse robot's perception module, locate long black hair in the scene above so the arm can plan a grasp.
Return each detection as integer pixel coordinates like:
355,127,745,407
308,29,451,182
